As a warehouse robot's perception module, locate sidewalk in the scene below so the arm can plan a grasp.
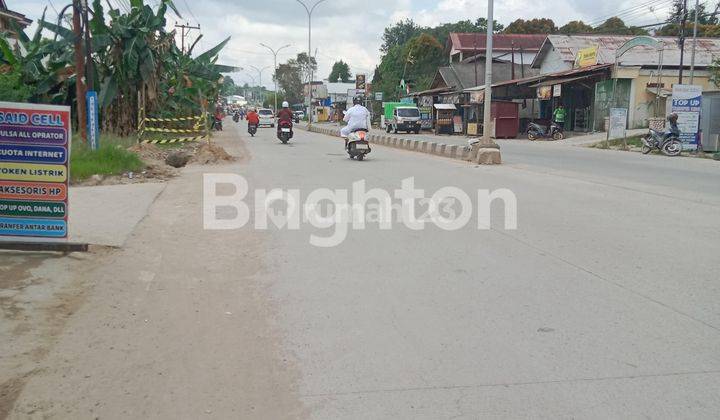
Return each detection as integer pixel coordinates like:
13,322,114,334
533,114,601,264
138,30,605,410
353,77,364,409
308,122,646,148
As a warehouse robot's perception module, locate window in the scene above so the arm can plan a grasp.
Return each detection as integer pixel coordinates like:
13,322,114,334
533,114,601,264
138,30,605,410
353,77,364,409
397,108,420,118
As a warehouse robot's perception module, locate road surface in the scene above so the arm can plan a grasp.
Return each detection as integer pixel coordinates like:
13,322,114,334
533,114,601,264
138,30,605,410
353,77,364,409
2,120,720,419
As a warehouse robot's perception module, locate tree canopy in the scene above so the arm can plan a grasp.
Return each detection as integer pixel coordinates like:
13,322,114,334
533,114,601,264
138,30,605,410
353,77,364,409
504,18,558,34
328,60,352,82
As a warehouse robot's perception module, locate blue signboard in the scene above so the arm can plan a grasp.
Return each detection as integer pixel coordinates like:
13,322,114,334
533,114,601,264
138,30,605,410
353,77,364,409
671,84,702,150
86,90,100,150
0,144,67,164
0,217,67,237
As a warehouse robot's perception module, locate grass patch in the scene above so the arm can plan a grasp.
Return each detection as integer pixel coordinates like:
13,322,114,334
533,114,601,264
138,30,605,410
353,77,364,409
70,134,144,182
591,135,644,149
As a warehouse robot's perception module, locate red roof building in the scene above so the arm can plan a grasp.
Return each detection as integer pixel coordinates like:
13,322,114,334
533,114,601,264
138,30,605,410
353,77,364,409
447,33,547,65
0,0,32,42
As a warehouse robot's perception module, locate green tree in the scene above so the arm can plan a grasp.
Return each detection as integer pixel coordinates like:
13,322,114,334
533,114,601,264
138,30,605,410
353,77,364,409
593,17,648,35
504,18,557,34
381,19,422,53
274,59,303,104
220,76,237,96
0,65,32,102
328,60,351,82
710,57,720,88
559,20,594,34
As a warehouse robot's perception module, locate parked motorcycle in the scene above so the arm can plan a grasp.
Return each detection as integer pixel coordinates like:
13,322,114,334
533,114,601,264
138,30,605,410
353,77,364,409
346,129,371,161
248,123,258,137
641,129,682,156
277,120,293,144
527,121,564,141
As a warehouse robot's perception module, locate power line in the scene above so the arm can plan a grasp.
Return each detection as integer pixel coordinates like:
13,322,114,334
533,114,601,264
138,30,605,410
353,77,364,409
587,0,673,26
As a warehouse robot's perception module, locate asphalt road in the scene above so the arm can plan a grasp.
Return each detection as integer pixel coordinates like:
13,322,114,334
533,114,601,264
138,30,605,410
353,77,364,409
5,120,720,419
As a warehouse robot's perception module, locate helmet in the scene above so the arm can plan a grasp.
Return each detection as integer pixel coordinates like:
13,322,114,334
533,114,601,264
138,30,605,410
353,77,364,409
668,113,678,123
353,96,363,105
282,101,289,108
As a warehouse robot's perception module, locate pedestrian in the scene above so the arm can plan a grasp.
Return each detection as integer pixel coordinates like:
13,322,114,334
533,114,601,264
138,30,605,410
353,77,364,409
553,103,567,132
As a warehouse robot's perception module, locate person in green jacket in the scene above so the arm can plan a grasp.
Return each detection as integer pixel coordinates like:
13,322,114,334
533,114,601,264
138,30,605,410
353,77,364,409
553,103,567,131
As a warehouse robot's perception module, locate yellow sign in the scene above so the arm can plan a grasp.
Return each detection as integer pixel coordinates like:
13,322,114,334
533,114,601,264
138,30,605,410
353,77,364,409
576,46,598,68
0,163,67,182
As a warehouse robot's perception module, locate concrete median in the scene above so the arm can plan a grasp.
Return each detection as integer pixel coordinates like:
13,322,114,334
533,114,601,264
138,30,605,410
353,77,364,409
298,124,500,164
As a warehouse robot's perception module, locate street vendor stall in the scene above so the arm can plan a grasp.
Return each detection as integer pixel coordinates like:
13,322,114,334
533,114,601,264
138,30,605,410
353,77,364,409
433,104,456,135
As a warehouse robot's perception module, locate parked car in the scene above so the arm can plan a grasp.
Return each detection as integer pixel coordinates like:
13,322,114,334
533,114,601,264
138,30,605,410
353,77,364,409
258,108,274,127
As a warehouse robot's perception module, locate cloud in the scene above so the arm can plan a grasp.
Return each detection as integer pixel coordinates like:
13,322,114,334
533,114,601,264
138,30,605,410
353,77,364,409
11,0,676,88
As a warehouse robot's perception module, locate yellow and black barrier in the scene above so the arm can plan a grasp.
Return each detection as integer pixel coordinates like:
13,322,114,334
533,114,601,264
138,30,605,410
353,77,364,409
141,135,208,145
137,109,208,145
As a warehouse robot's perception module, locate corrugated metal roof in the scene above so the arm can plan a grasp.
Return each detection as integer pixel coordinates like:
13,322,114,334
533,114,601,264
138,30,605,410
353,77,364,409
450,33,547,53
533,35,720,68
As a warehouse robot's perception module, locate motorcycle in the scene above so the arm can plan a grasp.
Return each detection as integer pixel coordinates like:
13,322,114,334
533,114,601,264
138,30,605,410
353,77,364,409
232,112,240,123
641,128,682,156
277,120,293,144
248,123,258,137
346,128,371,161
212,116,223,131
527,121,564,141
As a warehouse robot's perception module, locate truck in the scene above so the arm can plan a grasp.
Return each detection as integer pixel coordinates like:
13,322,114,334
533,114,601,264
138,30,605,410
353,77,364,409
381,102,422,134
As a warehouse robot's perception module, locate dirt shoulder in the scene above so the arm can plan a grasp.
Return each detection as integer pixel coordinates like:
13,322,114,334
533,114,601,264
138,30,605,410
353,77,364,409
1,125,306,419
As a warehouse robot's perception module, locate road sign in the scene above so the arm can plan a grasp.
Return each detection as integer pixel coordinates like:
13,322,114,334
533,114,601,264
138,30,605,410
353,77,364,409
86,91,100,150
375,92,383,101
0,102,71,240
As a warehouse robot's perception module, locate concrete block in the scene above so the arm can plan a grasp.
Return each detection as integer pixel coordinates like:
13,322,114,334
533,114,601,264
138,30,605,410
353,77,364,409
438,144,447,156
429,142,438,154
475,148,502,165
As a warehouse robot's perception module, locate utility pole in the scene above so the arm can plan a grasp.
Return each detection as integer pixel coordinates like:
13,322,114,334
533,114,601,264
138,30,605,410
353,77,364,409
678,0,688,83
175,22,200,54
295,0,327,126
689,0,700,83
482,0,495,144
72,0,87,141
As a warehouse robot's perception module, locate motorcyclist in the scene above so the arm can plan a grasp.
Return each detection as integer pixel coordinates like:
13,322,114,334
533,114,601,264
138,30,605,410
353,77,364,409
341,96,370,139
277,101,294,135
246,107,260,128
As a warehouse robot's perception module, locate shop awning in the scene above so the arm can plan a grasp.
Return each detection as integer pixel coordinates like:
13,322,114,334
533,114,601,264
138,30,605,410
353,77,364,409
433,104,457,110
530,74,597,88
646,87,672,97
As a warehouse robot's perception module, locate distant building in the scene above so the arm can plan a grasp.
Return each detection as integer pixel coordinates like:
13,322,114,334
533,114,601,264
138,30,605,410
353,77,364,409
447,33,546,65
0,0,32,45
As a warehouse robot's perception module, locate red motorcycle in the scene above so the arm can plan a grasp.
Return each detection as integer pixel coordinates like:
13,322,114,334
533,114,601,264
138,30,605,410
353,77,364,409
277,120,293,144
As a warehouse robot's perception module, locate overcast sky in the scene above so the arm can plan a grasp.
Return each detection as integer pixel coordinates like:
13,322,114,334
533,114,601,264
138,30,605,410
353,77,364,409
13,0,676,88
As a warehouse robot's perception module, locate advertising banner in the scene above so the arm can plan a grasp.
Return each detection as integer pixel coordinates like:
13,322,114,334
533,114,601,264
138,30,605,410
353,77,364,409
0,102,71,240
575,46,598,68
86,91,99,150
609,108,628,140
671,84,702,150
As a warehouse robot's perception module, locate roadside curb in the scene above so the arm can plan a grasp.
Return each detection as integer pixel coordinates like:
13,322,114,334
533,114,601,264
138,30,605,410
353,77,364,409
299,124,488,163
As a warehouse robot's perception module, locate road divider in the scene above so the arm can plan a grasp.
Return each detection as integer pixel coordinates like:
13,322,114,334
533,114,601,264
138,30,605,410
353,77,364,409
298,125,501,164
298,124,498,163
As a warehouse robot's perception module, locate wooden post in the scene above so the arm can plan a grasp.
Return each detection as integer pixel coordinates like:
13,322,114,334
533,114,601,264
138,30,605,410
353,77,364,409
72,0,87,141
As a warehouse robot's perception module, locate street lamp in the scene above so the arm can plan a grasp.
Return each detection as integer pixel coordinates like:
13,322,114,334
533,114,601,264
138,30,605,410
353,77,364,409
249,65,271,89
260,43,291,120
295,0,327,126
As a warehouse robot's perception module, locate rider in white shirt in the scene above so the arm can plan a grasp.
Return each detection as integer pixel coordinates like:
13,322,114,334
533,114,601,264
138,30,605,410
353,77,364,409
341,96,370,138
